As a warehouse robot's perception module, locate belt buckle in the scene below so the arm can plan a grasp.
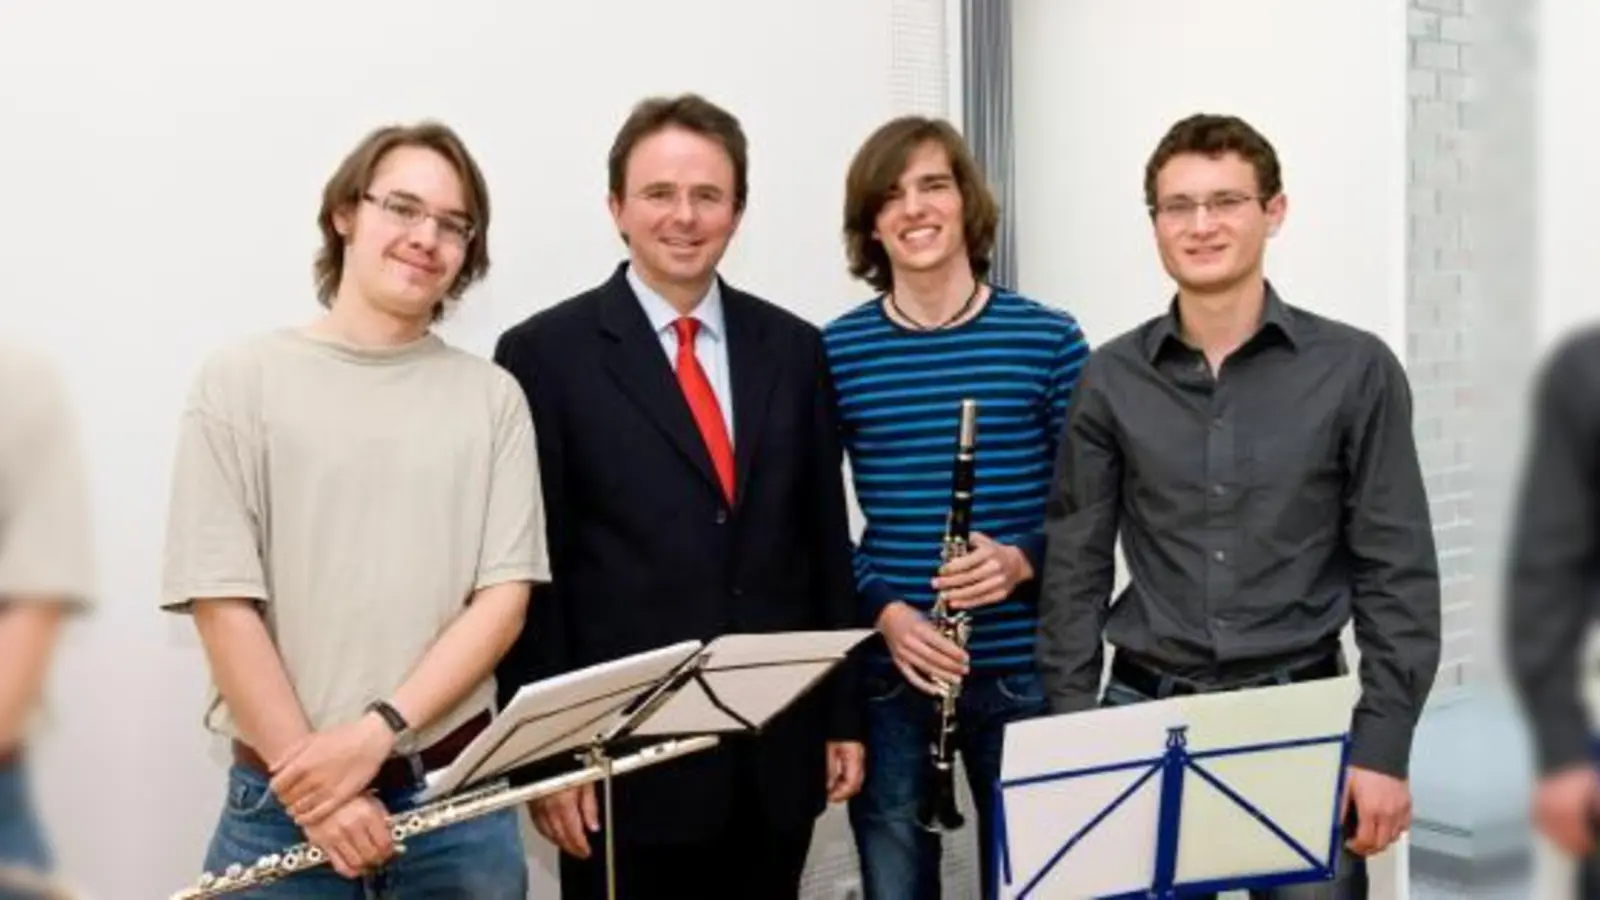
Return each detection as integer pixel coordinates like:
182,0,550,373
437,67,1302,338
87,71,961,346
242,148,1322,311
1166,676,1204,697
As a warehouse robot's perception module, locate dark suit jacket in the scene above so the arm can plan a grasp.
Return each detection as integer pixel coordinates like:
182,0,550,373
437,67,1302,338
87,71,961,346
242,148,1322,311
492,261,861,845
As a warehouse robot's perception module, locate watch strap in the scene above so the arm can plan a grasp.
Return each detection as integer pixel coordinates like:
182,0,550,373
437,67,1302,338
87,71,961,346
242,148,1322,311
365,699,410,736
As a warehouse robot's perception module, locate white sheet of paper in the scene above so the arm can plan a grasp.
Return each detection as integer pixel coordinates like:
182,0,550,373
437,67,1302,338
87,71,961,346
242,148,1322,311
417,628,873,802
418,640,704,801
631,628,874,736
998,675,1359,899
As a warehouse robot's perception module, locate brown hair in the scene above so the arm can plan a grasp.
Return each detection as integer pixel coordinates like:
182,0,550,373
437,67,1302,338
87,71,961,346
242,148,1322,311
608,94,748,211
842,116,999,294
1143,113,1283,212
313,121,492,315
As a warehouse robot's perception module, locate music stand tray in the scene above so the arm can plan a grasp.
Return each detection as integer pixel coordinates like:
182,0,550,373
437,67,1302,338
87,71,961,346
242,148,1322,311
993,675,1359,899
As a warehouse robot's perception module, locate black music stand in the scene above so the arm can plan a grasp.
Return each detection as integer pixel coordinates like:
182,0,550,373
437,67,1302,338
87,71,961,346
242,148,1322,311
421,628,874,900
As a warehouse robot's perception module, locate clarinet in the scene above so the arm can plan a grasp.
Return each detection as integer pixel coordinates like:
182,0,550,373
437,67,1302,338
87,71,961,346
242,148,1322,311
916,398,977,833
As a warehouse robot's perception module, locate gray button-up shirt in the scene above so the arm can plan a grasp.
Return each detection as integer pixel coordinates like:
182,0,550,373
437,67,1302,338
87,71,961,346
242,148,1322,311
1037,285,1441,778
1506,324,1600,775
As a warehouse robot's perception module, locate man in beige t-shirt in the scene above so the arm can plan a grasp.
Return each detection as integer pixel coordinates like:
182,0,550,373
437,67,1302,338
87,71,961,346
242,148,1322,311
161,122,548,898
0,341,94,884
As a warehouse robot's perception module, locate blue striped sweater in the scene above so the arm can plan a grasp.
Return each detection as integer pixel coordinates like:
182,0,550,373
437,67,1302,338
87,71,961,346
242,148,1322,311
822,288,1090,673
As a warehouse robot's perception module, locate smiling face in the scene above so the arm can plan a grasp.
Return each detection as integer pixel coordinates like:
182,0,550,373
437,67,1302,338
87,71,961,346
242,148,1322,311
331,144,473,323
608,125,742,292
1150,151,1285,294
872,140,968,281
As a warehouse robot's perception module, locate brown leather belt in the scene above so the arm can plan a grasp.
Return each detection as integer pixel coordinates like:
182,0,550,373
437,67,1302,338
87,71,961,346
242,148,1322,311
232,710,490,794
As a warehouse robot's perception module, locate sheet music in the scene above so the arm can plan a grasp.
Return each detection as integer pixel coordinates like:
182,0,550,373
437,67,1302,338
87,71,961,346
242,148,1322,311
998,675,1360,899
418,641,703,800
631,628,873,737
417,629,873,802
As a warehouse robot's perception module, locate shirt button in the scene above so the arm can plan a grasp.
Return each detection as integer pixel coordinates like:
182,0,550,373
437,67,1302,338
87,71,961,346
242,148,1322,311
715,509,728,524
1211,484,1226,496
1213,549,1227,563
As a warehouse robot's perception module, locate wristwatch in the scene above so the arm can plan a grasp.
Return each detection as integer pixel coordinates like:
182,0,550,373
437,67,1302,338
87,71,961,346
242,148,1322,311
365,699,417,754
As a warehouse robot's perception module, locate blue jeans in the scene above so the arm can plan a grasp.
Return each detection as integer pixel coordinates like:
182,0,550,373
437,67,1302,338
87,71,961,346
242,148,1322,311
849,666,1050,900
1101,677,1368,900
0,758,52,877
201,763,528,899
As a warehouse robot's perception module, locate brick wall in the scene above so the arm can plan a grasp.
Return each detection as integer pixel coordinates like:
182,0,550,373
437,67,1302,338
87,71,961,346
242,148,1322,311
1465,0,1540,694
1407,0,1478,692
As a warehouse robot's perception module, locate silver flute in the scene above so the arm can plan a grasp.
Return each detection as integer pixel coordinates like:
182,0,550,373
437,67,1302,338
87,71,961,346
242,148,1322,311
168,735,718,899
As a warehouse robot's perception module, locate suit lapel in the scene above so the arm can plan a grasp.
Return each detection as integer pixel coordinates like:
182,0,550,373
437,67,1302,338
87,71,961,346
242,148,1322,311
723,286,777,508
596,266,723,498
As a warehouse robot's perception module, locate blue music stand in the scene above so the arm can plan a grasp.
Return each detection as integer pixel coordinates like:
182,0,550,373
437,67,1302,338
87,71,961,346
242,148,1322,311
992,680,1356,899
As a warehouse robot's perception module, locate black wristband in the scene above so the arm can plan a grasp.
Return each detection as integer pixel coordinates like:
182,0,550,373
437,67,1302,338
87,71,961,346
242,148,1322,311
365,699,409,735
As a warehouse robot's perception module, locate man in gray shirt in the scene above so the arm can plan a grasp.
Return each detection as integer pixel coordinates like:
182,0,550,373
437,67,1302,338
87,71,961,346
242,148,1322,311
1505,324,1600,897
1037,113,1441,899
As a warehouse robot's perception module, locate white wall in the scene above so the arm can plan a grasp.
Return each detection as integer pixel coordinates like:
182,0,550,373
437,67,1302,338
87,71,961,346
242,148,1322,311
1011,0,1409,352
1539,0,1600,348
0,2,925,897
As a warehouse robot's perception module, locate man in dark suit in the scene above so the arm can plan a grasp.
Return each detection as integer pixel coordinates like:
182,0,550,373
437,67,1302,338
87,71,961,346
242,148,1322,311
492,93,865,900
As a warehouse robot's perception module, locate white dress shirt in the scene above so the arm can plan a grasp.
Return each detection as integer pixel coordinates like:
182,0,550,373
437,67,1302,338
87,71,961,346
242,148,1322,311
626,264,735,442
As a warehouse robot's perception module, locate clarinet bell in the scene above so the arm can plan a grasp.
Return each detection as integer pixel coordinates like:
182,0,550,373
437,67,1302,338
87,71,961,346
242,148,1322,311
916,762,966,832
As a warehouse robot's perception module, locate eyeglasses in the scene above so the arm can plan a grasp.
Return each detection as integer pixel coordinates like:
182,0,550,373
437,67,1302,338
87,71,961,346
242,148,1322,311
1150,192,1260,224
362,192,477,245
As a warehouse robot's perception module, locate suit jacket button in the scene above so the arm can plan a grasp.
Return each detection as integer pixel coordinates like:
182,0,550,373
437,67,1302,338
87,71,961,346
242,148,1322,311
714,509,728,524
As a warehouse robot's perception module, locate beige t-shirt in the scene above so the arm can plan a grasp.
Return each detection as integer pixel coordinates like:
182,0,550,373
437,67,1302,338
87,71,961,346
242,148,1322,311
160,328,549,748
0,341,94,610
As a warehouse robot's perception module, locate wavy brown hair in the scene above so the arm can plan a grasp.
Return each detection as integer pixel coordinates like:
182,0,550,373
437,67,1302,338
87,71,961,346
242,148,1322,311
842,116,998,294
313,121,492,316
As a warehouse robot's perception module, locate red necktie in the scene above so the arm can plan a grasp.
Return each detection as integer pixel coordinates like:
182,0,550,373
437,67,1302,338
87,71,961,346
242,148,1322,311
672,317,735,504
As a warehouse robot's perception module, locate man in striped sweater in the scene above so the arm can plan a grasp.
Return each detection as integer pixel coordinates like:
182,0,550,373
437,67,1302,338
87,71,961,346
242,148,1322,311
823,116,1090,900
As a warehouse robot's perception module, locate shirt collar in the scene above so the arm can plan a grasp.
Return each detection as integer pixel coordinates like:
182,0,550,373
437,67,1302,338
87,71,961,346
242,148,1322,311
1143,280,1298,362
627,264,726,343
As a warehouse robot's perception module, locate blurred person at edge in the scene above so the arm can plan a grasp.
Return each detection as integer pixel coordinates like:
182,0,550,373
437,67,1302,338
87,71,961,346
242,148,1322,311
1036,113,1442,900
1505,324,1600,897
0,342,94,890
159,121,548,897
